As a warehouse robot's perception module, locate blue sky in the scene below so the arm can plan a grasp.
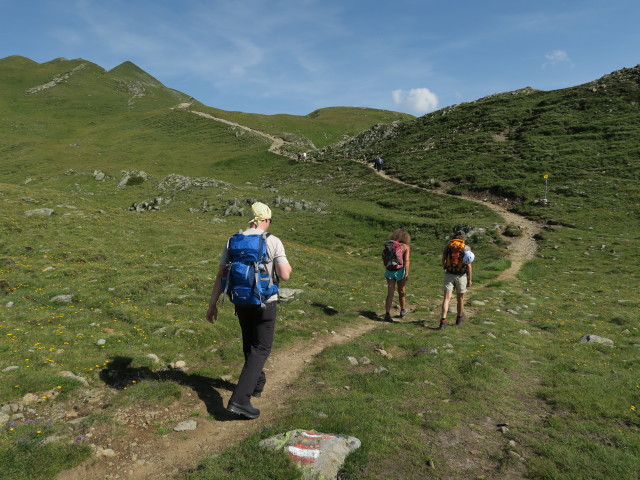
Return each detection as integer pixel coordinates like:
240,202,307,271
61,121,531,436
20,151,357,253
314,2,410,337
1,0,638,116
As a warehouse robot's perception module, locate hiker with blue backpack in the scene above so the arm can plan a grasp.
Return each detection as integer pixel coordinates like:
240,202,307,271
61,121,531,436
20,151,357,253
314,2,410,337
205,202,292,419
381,229,411,321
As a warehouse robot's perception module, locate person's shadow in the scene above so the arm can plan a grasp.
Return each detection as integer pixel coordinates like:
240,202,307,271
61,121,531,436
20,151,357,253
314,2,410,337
98,356,240,421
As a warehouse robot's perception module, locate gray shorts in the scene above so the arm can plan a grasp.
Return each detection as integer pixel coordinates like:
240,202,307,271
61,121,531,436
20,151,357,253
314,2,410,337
444,272,467,293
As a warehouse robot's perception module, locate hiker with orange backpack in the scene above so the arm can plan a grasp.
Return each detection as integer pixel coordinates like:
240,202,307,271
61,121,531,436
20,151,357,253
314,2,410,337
381,229,411,322
436,229,473,330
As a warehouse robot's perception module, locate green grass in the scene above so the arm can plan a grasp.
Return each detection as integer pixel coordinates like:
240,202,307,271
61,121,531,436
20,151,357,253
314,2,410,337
1,56,639,479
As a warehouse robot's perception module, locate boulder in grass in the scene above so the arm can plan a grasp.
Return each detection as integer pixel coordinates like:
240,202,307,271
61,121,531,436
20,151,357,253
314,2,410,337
50,294,73,304
25,208,54,217
580,334,614,347
259,429,361,480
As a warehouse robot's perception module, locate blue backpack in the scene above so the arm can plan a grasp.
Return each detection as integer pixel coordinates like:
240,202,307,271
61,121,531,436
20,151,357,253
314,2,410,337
222,232,279,307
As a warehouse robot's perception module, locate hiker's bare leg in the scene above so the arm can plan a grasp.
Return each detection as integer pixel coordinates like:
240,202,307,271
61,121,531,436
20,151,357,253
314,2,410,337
441,289,453,319
385,279,396,314
397,278,407,312
457,292,464,317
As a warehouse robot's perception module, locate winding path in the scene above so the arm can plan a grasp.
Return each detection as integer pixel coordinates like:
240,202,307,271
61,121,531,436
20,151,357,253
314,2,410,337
57,120,542,480
365,160,541,282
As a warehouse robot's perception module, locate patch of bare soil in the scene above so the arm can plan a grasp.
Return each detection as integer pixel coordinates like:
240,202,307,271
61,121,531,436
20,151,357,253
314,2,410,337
56,322,377,480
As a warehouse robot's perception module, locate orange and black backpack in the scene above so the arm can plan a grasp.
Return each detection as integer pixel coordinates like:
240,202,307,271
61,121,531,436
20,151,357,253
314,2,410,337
443,237,466,274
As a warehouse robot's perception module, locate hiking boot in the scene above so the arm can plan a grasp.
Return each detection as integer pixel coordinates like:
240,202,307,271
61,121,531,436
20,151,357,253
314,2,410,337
455,313,465,326
400,309,409,318
252,389,262,398
436,318,446,330
227,401,260,419
384,313,393,322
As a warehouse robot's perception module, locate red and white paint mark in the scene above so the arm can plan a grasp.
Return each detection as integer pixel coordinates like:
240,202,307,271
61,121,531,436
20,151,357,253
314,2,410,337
286,430,337,465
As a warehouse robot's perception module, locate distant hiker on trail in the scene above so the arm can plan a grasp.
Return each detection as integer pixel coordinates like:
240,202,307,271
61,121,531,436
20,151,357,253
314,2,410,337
436,229,474,330
381,229,411,322
374,155,383,172
297,152,302,161
206,202,292,419
302,152,307,161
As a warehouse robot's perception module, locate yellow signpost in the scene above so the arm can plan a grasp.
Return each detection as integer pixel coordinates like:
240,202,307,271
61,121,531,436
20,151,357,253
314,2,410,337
543,172,549,203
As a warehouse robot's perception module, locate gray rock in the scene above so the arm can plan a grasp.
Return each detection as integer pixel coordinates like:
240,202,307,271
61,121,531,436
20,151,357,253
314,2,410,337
358,357,371,365
93,170,106,181
2,366,19,372
279,288,303,300
174,420,198,432
25,208,54,216
58,371,89,386
118,169,149,188
146,354,161,363
259,429,361,480
347,356,359,366
374,366,388,374
96,339,106,346
50,294,73,303
580,334,614,347
0,412,9,427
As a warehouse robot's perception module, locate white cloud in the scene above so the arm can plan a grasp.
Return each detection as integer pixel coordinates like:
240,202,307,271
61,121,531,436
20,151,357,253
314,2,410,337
392,88,439,114
543,49,574,68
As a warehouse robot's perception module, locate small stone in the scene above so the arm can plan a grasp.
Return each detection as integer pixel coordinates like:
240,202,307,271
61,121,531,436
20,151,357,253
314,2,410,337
174,420,197,432
96,339,106,346
96,447,116,458
347,356,359,365
22,393,39,405
50,294,73,303
580,334,614,347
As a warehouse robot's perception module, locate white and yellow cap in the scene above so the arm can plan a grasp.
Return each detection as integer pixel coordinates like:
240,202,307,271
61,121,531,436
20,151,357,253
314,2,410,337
250,202,272,224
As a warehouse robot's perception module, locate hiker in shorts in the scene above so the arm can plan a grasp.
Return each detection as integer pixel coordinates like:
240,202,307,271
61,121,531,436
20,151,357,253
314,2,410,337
437,230,473,330
205,202,292,419
383,229,411,321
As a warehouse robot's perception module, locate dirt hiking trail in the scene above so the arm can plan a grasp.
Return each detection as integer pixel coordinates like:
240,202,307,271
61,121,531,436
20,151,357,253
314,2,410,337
367,160,541,282
57,133,542,480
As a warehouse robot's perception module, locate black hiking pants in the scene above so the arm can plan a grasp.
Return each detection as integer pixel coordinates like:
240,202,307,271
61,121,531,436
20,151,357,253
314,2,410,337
229,302,277,405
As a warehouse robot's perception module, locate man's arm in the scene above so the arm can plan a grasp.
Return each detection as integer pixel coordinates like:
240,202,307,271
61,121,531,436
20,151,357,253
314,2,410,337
467,263,473,287
275,262,292,281
205,265,226,323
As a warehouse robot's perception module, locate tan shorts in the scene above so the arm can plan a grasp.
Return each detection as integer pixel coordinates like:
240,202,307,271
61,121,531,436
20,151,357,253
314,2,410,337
444,272,467,293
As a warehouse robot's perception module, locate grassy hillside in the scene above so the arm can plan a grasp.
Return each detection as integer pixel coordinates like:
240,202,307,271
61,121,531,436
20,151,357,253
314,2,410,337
0,57,638,479
195,105,415,150
314,66,640,226
0,56,413,182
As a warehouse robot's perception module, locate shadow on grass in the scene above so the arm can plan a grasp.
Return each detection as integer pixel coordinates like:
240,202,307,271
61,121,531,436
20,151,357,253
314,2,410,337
311,302,340,316
98,356,240,421
358,310,396,323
